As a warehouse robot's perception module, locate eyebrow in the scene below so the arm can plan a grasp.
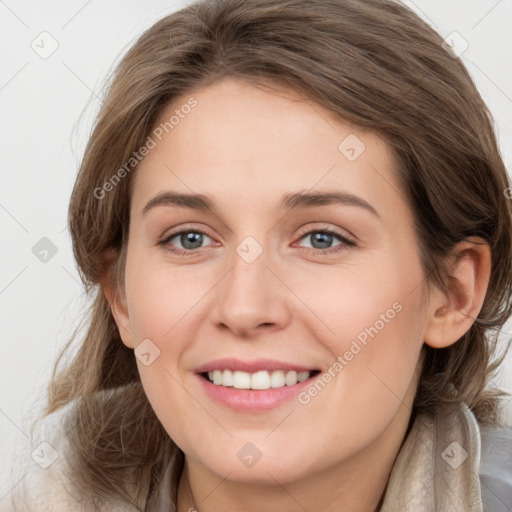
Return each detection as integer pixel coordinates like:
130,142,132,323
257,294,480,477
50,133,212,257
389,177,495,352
141,190,380,218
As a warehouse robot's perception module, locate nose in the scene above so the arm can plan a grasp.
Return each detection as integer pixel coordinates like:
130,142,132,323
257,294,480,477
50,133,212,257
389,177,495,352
211,244,292,339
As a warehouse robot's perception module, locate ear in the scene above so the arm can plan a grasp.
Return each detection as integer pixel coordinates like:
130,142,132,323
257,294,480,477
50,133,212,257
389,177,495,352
99,249,135,350
424,236,491,349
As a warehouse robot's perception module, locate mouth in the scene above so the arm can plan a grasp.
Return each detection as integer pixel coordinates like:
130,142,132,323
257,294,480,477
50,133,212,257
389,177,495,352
200,369,322,390
194,359,323,411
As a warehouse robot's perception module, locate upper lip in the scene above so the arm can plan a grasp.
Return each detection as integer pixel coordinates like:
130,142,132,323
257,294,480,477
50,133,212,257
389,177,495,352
195,358,318,374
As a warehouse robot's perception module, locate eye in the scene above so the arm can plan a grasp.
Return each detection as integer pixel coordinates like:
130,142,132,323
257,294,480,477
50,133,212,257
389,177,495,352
295,227,356,254
159,229,215,255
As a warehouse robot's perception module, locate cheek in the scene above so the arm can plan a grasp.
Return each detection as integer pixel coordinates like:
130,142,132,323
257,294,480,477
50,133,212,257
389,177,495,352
122,251,219,449
294,253,427,412
284,275,426,472
124,251,211,345
290,255,426,352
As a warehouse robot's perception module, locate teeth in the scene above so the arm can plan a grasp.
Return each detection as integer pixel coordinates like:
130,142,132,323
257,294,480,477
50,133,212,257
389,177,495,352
206,369,312,389
251,370,270,390
222,369,234,386
270,370,285,388
285,370,297,386
297,370,309,382
233,370,251,389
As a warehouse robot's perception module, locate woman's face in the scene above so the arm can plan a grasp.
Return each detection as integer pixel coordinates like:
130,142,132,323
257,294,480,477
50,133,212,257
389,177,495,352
114,77,434,484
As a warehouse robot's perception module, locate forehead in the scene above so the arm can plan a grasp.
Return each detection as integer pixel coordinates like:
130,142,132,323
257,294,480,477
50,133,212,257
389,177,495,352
131,77,406,221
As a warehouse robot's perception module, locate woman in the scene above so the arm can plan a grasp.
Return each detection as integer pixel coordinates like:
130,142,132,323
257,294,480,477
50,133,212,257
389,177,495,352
8,0,512,510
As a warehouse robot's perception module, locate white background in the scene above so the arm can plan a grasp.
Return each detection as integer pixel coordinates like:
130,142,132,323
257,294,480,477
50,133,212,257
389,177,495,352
1,0,512,504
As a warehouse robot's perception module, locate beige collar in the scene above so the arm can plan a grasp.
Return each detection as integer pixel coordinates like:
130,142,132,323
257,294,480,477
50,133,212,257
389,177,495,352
381,402,483,511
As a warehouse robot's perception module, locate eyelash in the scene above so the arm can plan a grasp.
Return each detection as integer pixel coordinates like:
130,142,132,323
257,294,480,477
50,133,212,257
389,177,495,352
158,225,356,256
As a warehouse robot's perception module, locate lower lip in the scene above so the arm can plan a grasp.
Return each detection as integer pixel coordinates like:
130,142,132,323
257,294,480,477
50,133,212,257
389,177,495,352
196,374,314,412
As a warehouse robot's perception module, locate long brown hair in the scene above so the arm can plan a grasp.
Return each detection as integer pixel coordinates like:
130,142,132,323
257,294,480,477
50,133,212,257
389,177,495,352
45,0,512,508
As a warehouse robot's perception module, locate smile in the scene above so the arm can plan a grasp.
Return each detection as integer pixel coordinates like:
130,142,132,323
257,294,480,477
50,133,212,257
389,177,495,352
194,358,322,411
203,369,317,389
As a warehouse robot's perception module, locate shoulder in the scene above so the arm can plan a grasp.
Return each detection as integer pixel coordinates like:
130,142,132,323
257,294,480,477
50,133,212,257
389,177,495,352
478,422,512,512
6,398,86,511
6,392,139,512
456,402,512,512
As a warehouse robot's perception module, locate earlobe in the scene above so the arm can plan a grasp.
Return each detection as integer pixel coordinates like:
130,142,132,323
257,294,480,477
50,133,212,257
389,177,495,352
99,272,135,350
424,237,491,349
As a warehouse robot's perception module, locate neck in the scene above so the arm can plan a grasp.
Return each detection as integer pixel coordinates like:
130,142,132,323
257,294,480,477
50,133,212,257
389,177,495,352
177,402,415,512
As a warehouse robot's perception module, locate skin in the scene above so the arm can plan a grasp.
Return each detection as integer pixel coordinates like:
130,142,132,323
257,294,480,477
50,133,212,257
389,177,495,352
102,77,491,512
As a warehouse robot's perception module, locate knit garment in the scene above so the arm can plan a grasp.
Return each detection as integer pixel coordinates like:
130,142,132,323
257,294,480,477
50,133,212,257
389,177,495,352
5,392,512,511
382,402,484,511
